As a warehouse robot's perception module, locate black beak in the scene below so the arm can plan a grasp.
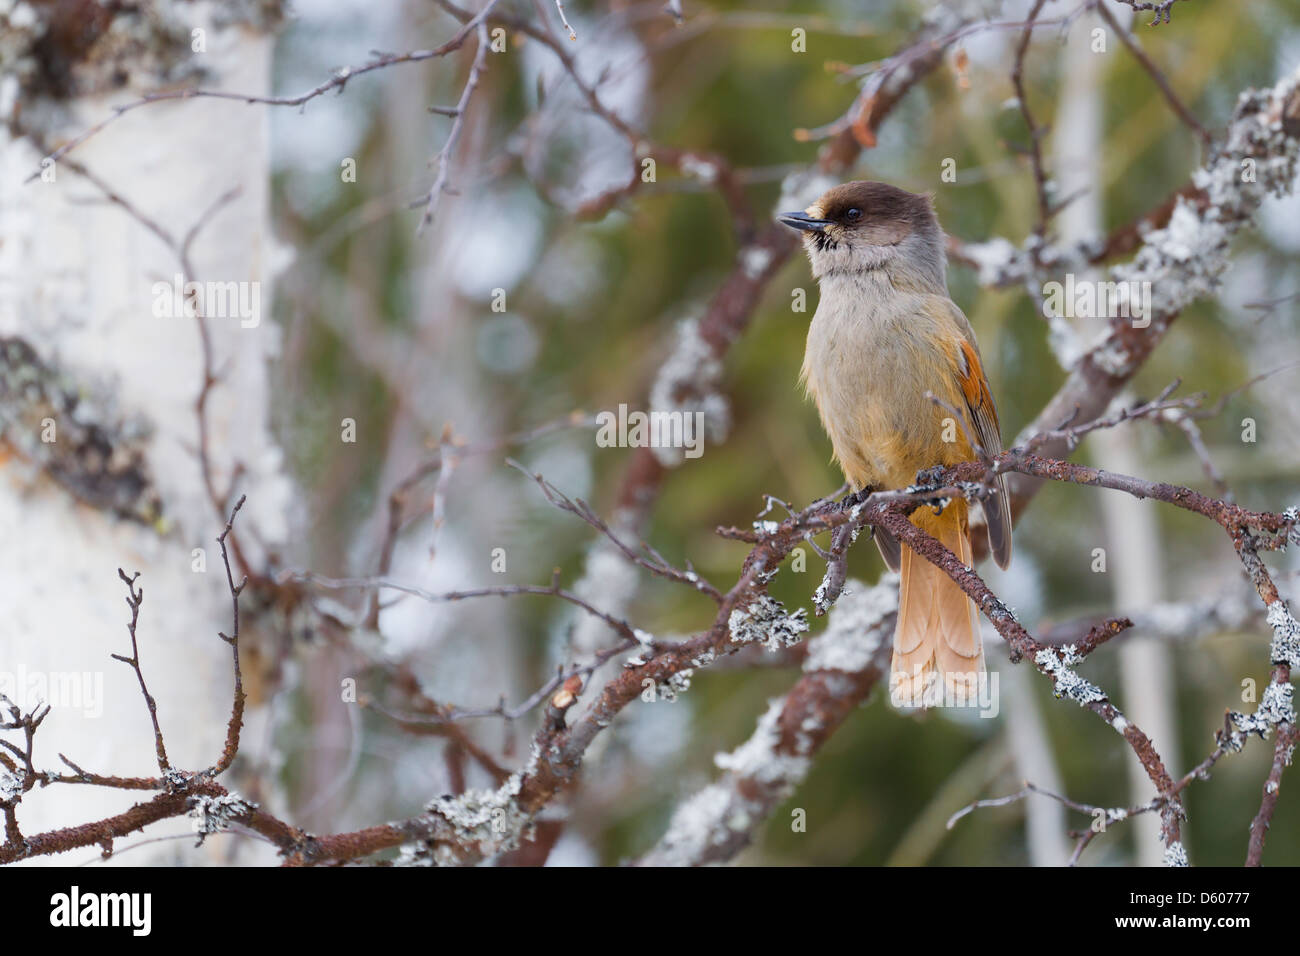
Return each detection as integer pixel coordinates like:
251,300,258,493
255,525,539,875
778,211,831,233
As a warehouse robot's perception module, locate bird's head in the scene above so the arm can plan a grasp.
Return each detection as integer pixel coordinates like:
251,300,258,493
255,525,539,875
778,181,946,290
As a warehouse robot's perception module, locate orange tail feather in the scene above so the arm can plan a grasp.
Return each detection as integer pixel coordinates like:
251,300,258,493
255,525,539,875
890,500,984,707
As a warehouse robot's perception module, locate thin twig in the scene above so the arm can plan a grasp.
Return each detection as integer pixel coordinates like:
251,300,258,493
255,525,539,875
111,570,170,774
210,495,249,777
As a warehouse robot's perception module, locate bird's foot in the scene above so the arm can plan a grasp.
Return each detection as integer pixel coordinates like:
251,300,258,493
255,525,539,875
911,466,951,515
913,465,949,490
836,486,874,513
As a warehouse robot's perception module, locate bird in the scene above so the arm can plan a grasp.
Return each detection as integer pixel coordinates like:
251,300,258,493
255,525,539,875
778,181,1011,707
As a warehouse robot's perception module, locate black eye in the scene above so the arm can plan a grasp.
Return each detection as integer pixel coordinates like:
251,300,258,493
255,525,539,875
845,208,862,223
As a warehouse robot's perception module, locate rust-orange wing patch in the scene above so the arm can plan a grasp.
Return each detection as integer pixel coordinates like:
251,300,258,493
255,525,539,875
957,339,997,431
954,336,1012,569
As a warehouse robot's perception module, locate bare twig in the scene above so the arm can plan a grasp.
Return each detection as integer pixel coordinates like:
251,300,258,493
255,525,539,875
210,496,249,777
111,570,170,774
554,0,578,41
26,23,496,179
1012,0,1053,237
416,17,493,234
1096,1,1212,146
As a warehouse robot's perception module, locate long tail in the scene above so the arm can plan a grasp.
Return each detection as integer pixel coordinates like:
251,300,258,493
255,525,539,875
890,499,984,707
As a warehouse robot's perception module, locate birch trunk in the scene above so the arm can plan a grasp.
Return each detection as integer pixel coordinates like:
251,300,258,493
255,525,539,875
0,4,289,864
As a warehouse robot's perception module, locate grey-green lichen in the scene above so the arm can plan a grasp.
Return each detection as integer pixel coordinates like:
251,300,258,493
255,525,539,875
1228,681,1296,748
187,791,257,836
728,594,809,652
0,336,162,524
398,773,533,865
0,765,21,802
804,575,897,674
1266,601,1300,669
1034,644,1107,706
1,0,284,123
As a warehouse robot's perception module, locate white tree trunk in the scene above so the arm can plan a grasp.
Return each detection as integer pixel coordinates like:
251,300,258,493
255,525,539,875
0,9,288,864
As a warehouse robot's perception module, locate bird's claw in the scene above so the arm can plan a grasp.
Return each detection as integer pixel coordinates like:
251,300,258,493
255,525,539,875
912,466,950,515
837,486,874,513
913,465,948,490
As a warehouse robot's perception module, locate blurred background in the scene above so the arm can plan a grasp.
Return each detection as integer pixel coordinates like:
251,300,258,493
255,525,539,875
266,0,1300,865
5,0,1300,865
